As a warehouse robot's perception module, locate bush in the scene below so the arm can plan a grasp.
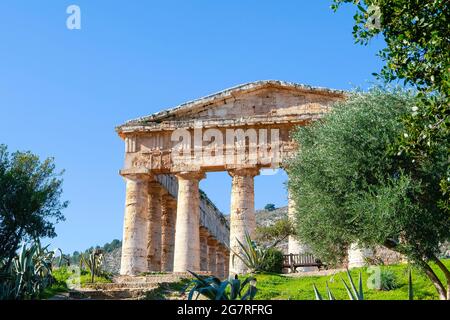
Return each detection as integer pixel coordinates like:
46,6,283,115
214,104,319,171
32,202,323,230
378,269,399,291
260,248,284,273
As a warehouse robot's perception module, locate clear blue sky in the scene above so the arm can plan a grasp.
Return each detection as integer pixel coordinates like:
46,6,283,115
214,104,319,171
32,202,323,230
0,1,384,254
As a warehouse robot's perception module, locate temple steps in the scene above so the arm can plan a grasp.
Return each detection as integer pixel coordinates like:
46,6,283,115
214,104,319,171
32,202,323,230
69,287,157,300
66,273,209,300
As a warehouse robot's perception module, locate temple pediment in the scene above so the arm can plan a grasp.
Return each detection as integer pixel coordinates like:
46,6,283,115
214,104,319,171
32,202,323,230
116,80,346,134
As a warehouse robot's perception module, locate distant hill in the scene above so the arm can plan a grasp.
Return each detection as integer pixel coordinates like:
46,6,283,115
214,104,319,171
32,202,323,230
224,206,288,226
64,239,122,274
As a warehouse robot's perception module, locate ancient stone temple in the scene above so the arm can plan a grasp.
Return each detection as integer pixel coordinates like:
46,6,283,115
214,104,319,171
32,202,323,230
116,80,348,276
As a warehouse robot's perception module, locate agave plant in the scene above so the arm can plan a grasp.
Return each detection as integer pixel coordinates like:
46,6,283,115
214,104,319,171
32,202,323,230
314,268,415,300
231,230,267,274
79,249,104,283
313,270,364,300
408,269,414,300
186,271,257,300
0,240,55,300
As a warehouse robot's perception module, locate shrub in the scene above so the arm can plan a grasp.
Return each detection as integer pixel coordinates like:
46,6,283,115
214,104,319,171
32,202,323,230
260,248,284,273
264,204,276,211
378,269,399,291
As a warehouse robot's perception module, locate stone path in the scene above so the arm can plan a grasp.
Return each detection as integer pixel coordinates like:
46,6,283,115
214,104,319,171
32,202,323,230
284,268,346,278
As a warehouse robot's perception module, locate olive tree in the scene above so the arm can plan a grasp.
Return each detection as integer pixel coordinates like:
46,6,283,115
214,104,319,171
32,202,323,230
331,0,449,208
0,145,68,271
288,89,449,299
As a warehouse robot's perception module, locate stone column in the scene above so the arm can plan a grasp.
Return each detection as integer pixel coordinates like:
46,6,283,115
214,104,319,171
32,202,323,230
347,243,373,268
173,171,205,272
147,181,163,271
216,246,225,279
228,168,259,275
224,251,230,278
161,194,177,272
287,190,315,272
207,237,218,276
199,227,209,272
120,171,151,275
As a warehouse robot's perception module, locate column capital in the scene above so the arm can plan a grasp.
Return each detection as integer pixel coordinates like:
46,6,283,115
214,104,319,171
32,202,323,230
228,167,259,178
120,168,154,181
175,171,206,181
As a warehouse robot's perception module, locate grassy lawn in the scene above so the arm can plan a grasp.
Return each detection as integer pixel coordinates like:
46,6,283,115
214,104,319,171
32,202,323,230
254,259,450,300
40,267,113,299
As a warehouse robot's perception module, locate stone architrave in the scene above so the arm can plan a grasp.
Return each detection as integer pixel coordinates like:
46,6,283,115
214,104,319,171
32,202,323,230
173,171,205,272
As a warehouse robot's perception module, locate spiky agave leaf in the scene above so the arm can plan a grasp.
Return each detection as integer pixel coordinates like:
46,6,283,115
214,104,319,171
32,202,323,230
241,281,257,300
345,269,363,300
408,269,413,300
326,281,335,300
358,272,363,300
312,283,323,300
229,277,241,299
215,280,230,300
231,230,267,273
341,278,356,300
233,236,256,268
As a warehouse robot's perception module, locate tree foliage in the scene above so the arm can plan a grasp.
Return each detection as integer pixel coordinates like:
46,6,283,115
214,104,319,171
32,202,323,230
288,89,450,299
264,203,276,211
0,145,68,271
255,218,296,247
332,0,449,208
259,248,284,274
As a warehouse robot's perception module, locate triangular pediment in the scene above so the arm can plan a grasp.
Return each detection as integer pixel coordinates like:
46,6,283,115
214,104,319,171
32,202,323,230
117,80,346,133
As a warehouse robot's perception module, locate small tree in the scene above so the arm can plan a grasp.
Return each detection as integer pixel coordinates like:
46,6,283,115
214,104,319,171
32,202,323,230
264,203,276,211
288,89,449,299
256,218,296,247
0,145,68,272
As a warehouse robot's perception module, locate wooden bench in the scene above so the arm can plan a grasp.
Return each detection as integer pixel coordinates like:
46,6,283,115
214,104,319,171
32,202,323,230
282,253,325,273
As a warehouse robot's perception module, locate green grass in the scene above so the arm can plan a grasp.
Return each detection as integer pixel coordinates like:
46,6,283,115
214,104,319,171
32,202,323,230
254,259,450,300
40,266,113,299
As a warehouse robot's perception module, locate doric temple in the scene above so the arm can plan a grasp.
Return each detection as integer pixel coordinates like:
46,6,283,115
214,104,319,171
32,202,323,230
116,80,346,276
